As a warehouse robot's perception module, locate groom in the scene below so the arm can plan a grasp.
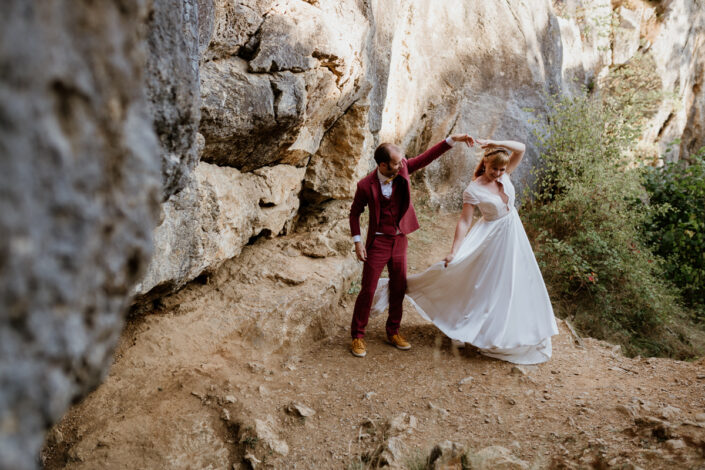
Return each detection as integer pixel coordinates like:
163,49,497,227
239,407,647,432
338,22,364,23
349,133,474,357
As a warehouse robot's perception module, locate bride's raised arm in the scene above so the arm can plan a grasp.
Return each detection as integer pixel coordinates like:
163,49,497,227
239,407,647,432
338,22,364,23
444,203,475,267
477,139,526,174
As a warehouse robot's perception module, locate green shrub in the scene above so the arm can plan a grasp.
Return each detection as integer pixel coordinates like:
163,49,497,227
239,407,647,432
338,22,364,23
641,150,705,319
521,92,699,358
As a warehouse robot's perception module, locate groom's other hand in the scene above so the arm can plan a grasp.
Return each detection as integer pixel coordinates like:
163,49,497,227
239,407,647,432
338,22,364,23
354,242,367,262
449,133,475,147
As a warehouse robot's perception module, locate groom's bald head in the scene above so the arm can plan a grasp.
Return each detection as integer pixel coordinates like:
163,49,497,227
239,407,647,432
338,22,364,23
374,143,403,178
374,143,402,166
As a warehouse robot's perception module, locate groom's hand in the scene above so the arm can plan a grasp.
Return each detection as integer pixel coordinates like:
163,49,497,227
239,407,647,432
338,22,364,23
450,133,475,147
354,242,367,262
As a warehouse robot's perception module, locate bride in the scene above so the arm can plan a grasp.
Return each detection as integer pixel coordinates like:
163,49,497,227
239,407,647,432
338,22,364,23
371,138,558,364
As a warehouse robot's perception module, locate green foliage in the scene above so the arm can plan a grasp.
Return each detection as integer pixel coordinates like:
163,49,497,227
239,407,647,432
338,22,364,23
241,435,259,449
641,150,705,319
521,92,699,358
348,279,361,295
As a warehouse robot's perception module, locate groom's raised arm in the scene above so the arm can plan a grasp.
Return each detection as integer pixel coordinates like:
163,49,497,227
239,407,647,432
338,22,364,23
406,134,474,174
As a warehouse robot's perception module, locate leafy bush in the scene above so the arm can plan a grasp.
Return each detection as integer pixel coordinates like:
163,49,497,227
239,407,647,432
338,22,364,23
641,151,705,318
521,92,699,358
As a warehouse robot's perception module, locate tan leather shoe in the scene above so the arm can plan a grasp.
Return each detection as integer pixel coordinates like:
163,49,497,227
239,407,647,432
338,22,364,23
388,334,411,350
351,338,367,357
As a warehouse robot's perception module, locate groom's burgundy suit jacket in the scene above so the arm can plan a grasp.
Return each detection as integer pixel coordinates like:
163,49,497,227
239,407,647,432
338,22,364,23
349,140,452,249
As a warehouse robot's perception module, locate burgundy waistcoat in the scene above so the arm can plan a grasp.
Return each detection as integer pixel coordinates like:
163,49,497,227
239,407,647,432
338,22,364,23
378,181,403,235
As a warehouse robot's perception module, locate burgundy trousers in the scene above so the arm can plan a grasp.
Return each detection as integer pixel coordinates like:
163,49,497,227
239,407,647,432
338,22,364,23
351,234,408,339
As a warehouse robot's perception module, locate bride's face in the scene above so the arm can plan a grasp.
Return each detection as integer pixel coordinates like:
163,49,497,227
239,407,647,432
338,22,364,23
486,164,507,181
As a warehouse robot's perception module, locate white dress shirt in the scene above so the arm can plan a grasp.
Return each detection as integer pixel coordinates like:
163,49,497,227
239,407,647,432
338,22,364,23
353,136,456,243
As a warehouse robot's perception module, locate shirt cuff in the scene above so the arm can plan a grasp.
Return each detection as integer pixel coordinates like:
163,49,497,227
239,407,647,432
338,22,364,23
445,136,455,146
352,235,361,243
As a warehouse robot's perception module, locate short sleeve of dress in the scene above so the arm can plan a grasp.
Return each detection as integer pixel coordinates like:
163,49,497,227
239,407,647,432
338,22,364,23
462,186,479,205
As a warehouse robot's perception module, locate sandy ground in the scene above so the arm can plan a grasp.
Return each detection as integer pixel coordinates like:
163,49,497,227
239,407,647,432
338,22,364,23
43,212,705,469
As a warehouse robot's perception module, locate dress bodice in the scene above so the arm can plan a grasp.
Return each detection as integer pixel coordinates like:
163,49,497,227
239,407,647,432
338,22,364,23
463,173,515,221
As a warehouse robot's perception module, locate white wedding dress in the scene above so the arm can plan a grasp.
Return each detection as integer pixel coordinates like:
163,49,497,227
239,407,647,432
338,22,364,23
371,173,558,364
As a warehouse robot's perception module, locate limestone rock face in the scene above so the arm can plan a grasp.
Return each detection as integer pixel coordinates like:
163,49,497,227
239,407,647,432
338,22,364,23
144,0,202,200
198,0,272,62
645,0,705,160
555,0,613,76
6,1,705,468
198,0,371,171
137,0,705,300
134,162,305,299
612,6,643,66
0,2,161,468
372,0,566,207
303,100,374,202
555,0,705,162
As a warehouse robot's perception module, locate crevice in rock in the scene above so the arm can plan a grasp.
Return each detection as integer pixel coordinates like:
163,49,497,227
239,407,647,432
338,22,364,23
237,14,266,62
129,282,180,317
312,50,344,87
193,272,210,285
269,79,282,122
247,229,272,246
656,111,675,141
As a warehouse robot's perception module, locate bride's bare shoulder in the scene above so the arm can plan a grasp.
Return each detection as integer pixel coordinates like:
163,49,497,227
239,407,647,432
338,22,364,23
470,177,488,189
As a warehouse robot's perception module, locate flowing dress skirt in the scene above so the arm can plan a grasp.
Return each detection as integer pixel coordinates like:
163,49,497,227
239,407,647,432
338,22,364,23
371,208,559,364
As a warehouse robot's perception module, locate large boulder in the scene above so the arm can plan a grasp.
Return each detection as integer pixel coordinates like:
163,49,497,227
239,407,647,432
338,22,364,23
198,0,371,171
0,2,161,468
198,0,273,62
133,162,305,300
133,0,376,299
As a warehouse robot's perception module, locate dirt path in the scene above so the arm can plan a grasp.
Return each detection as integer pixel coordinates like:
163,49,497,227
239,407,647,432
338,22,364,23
43,212,705,469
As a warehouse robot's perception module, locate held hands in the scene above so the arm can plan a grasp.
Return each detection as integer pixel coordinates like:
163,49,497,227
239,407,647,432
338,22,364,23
475,139,498,150
450,133,475,147
354,242,367,262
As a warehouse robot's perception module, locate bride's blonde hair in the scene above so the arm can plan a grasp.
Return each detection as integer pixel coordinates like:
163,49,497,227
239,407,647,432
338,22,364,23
473,148,511,179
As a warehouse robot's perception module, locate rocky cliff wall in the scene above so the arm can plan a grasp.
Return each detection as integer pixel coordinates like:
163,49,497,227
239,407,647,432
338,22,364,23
0,2,163,469
139,0,705,302
135,0,576,301
645,0,705,160
0,0,206,467
2,0,705,468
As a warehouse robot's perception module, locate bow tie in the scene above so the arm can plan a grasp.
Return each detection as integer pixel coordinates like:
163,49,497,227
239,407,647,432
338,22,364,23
383,176,394,185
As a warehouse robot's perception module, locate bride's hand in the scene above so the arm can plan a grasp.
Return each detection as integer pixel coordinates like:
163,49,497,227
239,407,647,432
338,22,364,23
443,253,454,267
476,139,497,149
